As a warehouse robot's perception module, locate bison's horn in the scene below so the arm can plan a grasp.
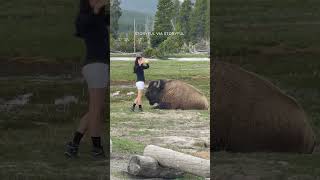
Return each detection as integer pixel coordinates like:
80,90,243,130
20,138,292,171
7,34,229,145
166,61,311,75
156,80,161,88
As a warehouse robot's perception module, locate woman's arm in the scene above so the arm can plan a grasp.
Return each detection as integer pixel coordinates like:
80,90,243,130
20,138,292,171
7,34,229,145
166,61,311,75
143,63,149,69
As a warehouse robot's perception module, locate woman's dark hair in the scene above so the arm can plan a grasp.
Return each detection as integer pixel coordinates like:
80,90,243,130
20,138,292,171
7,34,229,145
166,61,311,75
76,0,107,37
133,57,142,73
80,0,106,16
79,0,106,16
79,0,91,13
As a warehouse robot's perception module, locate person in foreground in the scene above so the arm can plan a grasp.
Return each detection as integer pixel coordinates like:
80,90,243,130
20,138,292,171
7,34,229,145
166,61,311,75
131,55,150,112
65,0,108,158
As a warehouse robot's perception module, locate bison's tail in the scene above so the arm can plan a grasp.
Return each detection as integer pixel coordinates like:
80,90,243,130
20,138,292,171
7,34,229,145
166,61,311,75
203,96,209,110
196,95,209,110
303,124,316,153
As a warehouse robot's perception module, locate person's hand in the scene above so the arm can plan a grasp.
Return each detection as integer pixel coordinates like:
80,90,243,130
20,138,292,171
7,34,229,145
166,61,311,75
94,0,106,14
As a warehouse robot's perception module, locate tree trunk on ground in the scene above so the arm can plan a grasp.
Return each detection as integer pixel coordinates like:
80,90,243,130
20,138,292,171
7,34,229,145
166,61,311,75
143,145,210,178
127,155,184,179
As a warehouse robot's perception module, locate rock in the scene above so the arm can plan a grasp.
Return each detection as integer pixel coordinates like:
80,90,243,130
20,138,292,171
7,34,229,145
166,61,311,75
54,95,78,112
6,93,33,105
278,161,289,166
111,91,120,97
54,95,78,105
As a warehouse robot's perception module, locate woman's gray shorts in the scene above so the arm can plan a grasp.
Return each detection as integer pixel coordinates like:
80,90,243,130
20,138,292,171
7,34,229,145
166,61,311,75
82,63,108,88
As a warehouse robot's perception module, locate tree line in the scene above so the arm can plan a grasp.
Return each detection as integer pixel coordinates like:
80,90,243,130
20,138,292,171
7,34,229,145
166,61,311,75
110,0,210,56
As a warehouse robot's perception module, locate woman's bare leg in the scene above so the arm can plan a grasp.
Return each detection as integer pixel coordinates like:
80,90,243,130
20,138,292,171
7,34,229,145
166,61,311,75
77,112,89,134
137,90,143,105
88,88,106,137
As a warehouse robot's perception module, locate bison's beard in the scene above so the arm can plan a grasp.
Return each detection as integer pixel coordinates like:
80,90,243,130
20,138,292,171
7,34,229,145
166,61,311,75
145,91,160,105
146,96,157,105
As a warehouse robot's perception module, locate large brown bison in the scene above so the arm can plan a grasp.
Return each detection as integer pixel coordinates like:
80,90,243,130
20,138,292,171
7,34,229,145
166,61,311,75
145,80,209,110
212,60,316,153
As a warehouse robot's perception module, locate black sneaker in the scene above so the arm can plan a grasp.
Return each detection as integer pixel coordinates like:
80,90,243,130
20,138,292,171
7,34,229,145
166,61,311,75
64,142,79,158
92,146,106,158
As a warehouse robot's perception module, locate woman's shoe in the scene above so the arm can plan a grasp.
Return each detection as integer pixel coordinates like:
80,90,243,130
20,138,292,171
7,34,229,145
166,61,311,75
64,142,79,158
92,146,106,158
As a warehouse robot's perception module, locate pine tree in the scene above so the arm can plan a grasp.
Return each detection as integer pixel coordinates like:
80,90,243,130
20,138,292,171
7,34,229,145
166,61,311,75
119,33,127,52
159,25,184,54
205,0,210,40
190,0,208,43
150,0,175,48
178,0,192,44
172,0,181,29
127,32,134,52
110,0,122,39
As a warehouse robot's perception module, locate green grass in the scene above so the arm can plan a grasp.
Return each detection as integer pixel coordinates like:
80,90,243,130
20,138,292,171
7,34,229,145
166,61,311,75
213,0,320,178
213,0,320,57
111,60,210,96
0,0,83,61
111,53,209,58
0,78,109,180
112,138,145,154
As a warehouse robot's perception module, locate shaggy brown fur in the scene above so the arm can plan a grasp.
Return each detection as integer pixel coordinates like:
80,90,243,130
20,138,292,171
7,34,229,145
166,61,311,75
147,80,209,110
212,61,315,153
160,80,209,110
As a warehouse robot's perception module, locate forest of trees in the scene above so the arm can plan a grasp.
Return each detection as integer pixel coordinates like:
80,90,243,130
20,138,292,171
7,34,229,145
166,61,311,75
110,0,210,57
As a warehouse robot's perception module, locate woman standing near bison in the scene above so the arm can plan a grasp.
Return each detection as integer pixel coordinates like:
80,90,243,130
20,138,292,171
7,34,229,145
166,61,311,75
131,55,149,112
64,0,108,158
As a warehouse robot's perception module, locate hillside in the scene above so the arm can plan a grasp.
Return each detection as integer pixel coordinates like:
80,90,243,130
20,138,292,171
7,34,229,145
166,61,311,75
120,0,158,15
118,10,154,33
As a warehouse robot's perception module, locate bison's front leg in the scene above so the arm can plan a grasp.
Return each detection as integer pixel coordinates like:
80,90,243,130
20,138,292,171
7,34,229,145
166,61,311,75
152,102,171,109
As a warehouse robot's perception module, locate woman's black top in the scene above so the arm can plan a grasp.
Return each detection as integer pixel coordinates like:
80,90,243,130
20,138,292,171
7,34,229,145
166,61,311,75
134,64,149,82
75,10,109,66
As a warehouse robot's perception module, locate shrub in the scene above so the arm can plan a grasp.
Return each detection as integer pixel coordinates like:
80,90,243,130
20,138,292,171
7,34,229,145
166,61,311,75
143,47,162,58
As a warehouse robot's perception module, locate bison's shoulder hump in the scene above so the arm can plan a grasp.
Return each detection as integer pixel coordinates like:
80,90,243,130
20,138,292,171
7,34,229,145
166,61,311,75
166,80,204,95
215,60,302,108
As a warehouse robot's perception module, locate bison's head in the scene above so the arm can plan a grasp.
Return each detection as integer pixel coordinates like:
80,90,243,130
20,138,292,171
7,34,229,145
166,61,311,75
145,80,166,105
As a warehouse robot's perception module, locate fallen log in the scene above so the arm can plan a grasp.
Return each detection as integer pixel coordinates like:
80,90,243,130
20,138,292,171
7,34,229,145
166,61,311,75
127,155,184,179
143,145,210,178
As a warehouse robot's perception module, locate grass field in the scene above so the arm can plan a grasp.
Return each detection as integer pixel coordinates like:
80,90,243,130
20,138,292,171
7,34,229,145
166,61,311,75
110,60,210,179
0,0,83,61
0,75,109,180
0,1,111,179
213,0,320,179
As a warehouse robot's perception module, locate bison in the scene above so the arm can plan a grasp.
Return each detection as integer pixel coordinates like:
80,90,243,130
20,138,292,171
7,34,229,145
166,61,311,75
212,60,316,153
145,80,209,110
